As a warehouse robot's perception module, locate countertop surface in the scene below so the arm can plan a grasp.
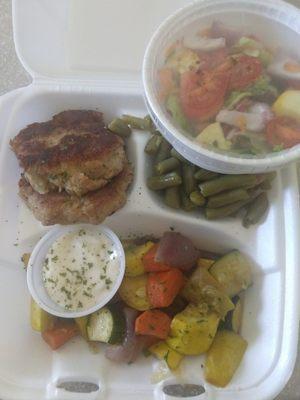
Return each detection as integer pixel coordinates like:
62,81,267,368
0,0,299,399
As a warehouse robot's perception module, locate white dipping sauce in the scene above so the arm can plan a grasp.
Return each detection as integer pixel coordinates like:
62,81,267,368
42,228,120,311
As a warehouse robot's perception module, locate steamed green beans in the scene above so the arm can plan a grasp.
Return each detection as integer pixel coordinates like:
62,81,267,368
155,157,180,175
122,115,147,130
199,175,258,197
147,172,182,190
205,200,250,220
108,118,131,138
144,124,274,227
143,115,156,132
170,148,191,164
207,189,249,208
144,134,163,155
182,164,197,195
194,169,219,182
180,188,196,212
155,139,172,164
165,187,181,209
190,191,206,206
243,193,269,228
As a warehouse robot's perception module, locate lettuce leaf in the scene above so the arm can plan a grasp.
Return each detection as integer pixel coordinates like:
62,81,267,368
225,76,278,110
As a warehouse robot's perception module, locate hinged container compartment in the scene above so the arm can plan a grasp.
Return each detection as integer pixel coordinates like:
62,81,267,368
0,1,299,399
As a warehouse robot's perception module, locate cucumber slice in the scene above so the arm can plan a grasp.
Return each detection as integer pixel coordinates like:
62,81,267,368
87,304,125,344
210,251,252,297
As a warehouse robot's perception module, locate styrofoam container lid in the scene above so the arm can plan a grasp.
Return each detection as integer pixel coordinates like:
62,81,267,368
143,0,300,174
12,0,191,86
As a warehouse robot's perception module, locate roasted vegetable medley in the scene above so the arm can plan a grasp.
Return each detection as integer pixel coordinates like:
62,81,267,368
145,134,275,227
158,20,300,154
29,232,253,388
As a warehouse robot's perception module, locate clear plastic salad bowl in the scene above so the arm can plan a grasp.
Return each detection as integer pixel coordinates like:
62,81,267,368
143,0,300,173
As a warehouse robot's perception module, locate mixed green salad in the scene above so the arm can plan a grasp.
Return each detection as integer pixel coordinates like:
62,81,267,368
158,20,300,155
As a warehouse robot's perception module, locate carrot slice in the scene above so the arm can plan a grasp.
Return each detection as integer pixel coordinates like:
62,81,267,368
135,310,172,340
143,244,170,272
42,321,78,350
147,269,185,308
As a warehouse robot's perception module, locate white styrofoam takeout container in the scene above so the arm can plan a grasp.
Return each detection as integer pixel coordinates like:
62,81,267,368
143,0,300,174
27,224,126,319
0,1,299,399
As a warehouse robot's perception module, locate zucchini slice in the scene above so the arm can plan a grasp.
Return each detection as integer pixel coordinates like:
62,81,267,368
210,251,253,297
205,330,248,387
219,296,243,333
87,304,125,344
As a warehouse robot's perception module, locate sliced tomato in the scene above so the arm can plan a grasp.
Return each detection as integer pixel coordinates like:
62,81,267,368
42,321,78,350
158,68,175,101
198,48,229,71
266,117,300,148
229,55,262,90
180,62,231,121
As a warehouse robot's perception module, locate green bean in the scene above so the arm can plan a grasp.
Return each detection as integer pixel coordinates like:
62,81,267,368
258,180,272,190
155,139,172,164
144,134,163,155
108,118,131,138
190,191,206,206
194,169,220,182
147,172,182,190
182,164,197,195
164,187,181,209
243,172,277,190
154,157,180,175
143,115,156,132
205,199,250,220
207,188,250,208
199,175,258,197
242,192,269,228
180,188,196,212
266,171,277,182
122,114,146,130
170,148,190,164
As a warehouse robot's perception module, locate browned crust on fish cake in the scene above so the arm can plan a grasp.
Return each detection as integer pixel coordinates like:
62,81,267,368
10,110,127,196
19,163,133,226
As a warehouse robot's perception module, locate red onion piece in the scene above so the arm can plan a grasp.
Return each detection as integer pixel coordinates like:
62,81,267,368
210,20,241,46
155,232,199,271
105,307,141,363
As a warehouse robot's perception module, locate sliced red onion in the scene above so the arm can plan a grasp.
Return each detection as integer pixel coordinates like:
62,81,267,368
216,110,266,132
105,307,140,363
248,102,274,122
210,20,241,46
155,232,199,271
183,35,225,52
227,128,243,140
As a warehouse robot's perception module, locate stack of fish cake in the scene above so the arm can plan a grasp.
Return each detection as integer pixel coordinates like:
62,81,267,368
10,110,133,225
